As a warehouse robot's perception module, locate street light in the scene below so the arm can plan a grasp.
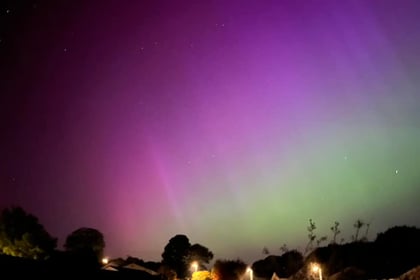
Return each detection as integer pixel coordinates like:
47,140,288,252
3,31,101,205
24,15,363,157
191,261,198,273
246,267,253,280
310,263,322,280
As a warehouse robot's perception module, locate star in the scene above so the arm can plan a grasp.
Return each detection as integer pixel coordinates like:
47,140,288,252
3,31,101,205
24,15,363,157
63,48,68,52
6,9,11,14
395,169,399,174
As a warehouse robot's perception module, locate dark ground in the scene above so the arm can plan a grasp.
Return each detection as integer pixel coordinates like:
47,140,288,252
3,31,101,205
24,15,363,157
0,254,160,279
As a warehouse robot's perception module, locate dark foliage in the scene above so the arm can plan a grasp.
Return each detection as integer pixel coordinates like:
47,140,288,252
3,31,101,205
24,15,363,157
305,225,420,279
161,234,213,278
64,227,105,261
161,234,191,278
0,206,57,259
375,225,420,277
212,259,247,280
186,243,214,267
252,250,303,278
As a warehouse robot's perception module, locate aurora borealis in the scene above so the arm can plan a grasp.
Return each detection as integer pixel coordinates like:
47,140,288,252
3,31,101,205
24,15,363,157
1,1,420,263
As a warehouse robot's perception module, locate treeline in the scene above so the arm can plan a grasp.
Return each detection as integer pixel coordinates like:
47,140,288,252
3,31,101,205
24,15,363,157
305,225,420,279
0,206,217,277
1,206,420,279
0,206,245,279
253,222,420,279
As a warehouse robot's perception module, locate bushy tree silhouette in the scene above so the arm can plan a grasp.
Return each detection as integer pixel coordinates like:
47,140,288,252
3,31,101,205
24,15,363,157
212,259,247,280
252,250,303,279
186,243,214,268
0,206,57,259
162,234,191,278
374,225,420,276
162,234,214,278
64,227,105,271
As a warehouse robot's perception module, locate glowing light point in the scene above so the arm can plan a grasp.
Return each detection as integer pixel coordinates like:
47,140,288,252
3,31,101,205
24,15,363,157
102,257,109,265
310,263,322,280
191,261,198,273
246,267,253,280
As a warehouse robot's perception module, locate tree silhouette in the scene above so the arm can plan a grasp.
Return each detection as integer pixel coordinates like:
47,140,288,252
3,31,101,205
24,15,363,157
212,259,247,280
330,221,341,244
361,222,371,241
281,250,304,277
162,234,191,278
305,219,316,254
252,250,303,279
262,246,270,255
0,206,57,259
186,243,214,269
64,227,105,263
302,225,420,279
162,234,213,278
279,243,288,253
352,219,365,242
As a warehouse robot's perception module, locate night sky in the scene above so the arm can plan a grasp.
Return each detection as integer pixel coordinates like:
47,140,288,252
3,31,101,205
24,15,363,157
1,1,420,263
